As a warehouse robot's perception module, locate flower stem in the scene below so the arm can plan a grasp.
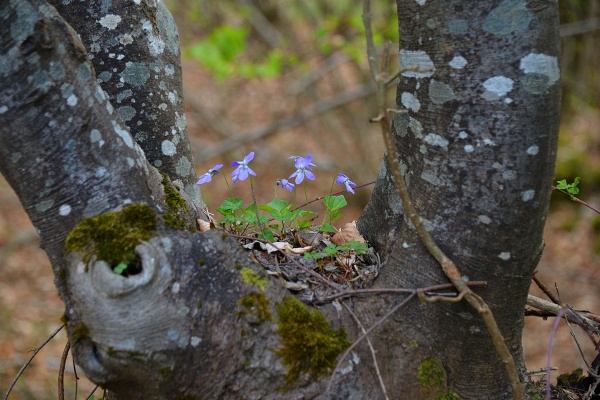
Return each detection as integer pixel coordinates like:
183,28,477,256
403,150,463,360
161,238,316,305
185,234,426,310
249,176,266,239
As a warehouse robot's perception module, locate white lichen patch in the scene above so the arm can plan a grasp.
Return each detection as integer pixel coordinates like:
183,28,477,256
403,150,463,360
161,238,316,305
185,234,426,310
402,242,410,248
66,94,78,106
478,215,491,224
112,121,133,148
190,336,201,347
464,144,474,153
482,76,514,97
521,189,535,202
449,55,468,69
527,145,539,155
172,282,180,294
519,53,559,85
59,204,71,216
498,252,511,260
401,92,421,112
400,50,436,78
0,105,8,114
98,14,122,30
458,131,468,139
424,133,449,147
162,140,177,156
35,199,54,212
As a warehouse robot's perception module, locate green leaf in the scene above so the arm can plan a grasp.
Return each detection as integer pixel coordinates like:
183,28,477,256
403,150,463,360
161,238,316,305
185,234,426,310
217,198,243,214
319,223,335,233
114,262,128,275
267,198,290,212
556,179,568,189
297,220,311,230
323,195,347,212
260,228,275,242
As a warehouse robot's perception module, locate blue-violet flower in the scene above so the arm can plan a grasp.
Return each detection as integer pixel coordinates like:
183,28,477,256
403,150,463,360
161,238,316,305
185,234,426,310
196,164,223,185
289,154,316,184
277,178,295,192
231,152,256,183
336,173,357,194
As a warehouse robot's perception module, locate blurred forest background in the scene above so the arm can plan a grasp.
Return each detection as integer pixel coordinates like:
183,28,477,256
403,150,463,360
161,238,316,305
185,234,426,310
1,0,599,398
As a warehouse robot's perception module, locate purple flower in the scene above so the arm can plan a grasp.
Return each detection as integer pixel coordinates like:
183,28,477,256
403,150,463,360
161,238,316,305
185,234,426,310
277,178,295,192
196,164,223,185
231,152,256,183
336,173,357,194
289,154,316,184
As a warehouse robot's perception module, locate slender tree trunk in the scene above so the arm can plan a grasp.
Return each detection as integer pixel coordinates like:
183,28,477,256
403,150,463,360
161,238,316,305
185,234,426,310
0,0,560,399
358,0,560,397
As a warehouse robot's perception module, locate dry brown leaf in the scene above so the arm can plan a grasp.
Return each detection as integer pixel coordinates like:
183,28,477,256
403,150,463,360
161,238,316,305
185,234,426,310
331,221,366,246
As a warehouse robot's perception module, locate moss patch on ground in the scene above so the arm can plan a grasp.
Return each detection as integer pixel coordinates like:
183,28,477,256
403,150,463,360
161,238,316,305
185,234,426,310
275,297,351,388
65,203,156,273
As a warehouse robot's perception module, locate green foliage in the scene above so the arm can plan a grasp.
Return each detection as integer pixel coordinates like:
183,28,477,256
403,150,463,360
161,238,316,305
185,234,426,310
186,25,288,82
275,297,351,388
556,176,580,199
304,240,370,261
65,204,156,274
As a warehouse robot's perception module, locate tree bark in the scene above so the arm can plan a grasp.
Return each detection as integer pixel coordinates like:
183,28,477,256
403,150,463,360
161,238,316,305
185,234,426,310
358,0,560,398
0,0,560,399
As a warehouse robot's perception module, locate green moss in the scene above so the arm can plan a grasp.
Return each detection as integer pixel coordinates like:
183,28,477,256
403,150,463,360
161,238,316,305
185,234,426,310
238,292,272,322
197,300,203,309
58,267,66,280
418,359,445,390
417,358,460,400
60,313,68,323
557,368,585,387
160,171,192,230
241,268,268,291
159,366,172,378
65,204,156,274
71,322,89,342
275,297,351,388
234,263,243,270
197,259,205,265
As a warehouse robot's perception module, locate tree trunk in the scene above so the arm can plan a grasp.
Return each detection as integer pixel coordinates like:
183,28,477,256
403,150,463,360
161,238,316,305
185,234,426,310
358,0,560,398
0,0,560,399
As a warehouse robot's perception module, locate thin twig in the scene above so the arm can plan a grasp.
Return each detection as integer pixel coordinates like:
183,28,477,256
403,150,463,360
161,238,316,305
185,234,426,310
292,180,376,211
341,302,389,400
533,275,562,305
3,323,65,400
325,292,417,397
361,0,524,398
58,340,70,400
318,281,487,304
85,386,99,400
552,186,600,214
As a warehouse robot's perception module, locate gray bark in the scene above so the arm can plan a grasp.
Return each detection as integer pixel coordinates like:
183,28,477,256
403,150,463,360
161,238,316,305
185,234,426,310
0,0,560,399
358,0,560,398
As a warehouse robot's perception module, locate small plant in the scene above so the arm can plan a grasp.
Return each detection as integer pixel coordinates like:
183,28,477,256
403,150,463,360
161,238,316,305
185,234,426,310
556,176,580,199
197,151,366,256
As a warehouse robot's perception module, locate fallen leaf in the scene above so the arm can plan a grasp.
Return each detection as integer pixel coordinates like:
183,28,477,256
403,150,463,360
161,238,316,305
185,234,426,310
331,221,366,246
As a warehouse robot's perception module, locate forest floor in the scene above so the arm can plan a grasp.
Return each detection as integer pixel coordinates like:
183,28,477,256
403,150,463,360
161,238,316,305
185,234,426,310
1,60,599,399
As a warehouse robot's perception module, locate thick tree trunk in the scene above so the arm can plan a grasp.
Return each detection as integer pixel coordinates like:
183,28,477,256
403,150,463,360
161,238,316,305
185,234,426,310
0,0,560,399
358,0,560,398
